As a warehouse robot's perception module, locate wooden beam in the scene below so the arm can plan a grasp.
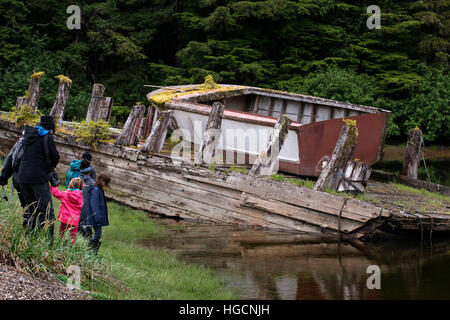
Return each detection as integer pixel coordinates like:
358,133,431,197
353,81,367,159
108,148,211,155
98,97,113,122
314,120,358,191
337,160,372,193
86,84,105,122
402,128,422,180
249,114,292,176
142,110,173,153
50,77,71,125
195,102,224,165
115,105,145,146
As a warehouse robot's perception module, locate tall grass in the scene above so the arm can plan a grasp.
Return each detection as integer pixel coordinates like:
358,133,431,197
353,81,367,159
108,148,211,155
0,185,111,291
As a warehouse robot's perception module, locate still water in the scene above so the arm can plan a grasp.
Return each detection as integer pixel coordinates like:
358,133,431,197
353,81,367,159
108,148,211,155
141,219,450,300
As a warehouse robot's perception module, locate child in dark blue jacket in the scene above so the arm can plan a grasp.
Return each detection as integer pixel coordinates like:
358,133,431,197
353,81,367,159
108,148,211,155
87,172,111,253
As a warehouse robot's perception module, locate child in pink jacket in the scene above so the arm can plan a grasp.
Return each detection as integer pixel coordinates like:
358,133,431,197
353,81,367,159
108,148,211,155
50,177,84,244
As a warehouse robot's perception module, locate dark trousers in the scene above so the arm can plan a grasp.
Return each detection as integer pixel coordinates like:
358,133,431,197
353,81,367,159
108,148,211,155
12,176,26,209
20,183,55,235
92,226,103,242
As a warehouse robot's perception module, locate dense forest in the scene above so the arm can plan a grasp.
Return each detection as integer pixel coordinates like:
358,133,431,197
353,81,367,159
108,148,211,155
0,0,448,142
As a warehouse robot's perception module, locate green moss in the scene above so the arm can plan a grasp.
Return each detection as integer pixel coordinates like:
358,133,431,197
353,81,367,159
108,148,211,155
31,71,45,79
55,74,72,85
6,104,42,128
393,183,450,202
73,120,114,148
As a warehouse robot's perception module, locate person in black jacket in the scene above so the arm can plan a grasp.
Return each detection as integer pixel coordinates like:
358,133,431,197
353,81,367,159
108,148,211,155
17,115,60,233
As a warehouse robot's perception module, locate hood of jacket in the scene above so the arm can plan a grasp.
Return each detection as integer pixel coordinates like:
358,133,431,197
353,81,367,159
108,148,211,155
22,128,41,146
66,189,83,206
70,159,82,170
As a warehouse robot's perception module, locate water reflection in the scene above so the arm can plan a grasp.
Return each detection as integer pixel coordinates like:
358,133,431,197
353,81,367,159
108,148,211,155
140,219,450,300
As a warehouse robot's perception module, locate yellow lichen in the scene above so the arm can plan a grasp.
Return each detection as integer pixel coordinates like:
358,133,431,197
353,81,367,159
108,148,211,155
199,75,221,90
55,75,72,85
148,84,242,109
31,71,45,79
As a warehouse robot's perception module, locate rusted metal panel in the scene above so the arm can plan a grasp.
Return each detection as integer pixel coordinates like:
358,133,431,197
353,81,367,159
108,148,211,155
297,113,389,177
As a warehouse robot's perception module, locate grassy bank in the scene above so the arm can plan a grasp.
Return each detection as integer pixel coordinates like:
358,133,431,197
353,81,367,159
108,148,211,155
0,173,235,299
94,201,235,299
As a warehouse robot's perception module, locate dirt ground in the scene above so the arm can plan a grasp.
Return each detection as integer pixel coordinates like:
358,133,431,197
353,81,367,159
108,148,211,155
0,263,91,300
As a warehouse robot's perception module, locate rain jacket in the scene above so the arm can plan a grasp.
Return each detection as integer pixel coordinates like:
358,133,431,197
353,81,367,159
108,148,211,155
17,127,59,185
50,185,83,226
86,186,109,227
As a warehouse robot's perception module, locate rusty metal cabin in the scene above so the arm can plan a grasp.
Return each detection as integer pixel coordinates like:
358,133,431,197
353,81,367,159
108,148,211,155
147,85,391,176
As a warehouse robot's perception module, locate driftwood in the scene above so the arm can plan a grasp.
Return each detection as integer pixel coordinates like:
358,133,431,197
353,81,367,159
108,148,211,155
249,115,292,176
16,75,41,112
337,160,372,193
314,121,358,191
50,77,71,125
115,105,146,146
403,128,422,180
195,102,224,165
142,110,173,153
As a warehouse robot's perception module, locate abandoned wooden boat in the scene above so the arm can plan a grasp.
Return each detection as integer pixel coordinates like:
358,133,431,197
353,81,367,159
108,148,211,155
147,84,391,176
1,116,449,242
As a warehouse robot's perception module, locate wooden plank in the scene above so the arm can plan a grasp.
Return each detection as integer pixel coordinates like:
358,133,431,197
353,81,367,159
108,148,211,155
195,101,224,165
50,78,71,125
240,193,365,233
86,84,105,121
249,115,292,176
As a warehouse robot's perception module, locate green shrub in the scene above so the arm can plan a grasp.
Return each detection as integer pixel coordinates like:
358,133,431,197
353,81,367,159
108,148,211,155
73,120,114,148
5,104,42,128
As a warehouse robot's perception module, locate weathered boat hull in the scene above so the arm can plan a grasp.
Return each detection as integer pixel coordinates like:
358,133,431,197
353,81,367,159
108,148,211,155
1,118,448,241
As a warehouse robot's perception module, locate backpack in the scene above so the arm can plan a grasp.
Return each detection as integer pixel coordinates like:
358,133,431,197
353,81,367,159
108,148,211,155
65,160,82,188
11,138,24,172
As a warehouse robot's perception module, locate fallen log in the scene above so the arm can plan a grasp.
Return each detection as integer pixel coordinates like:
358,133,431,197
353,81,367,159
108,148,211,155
195,102,224,165
314,119,358,191
249,114,292,176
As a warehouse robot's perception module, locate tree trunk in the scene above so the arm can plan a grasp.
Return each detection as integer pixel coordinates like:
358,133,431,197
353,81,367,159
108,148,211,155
402,128,422,180
50,80,71,126
115,105,146,146
249,115,292,176
314,121,358,191
142,110,173,154
86,84,105,122
195,102,224,165
337,160,372,193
